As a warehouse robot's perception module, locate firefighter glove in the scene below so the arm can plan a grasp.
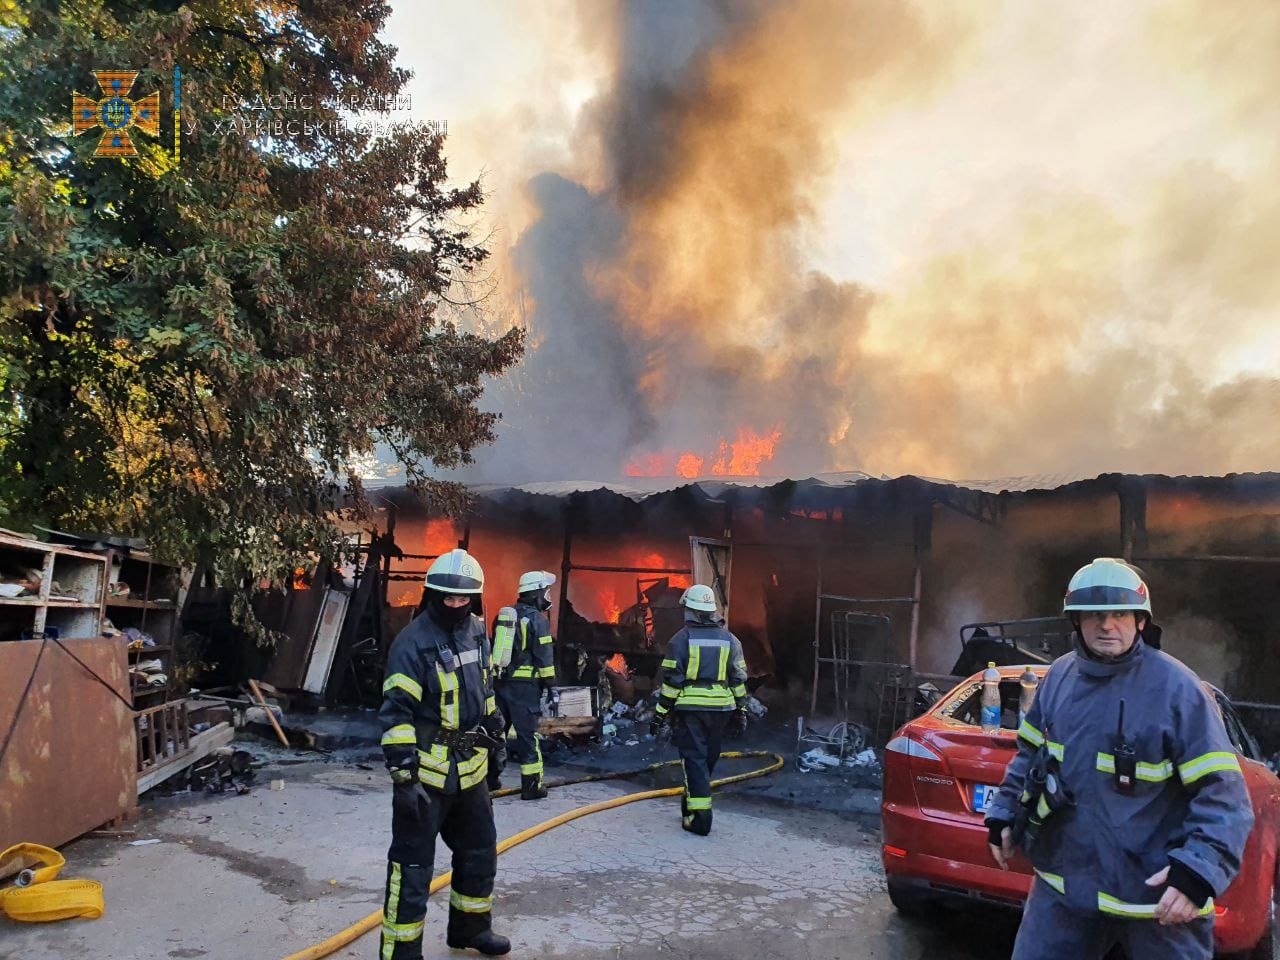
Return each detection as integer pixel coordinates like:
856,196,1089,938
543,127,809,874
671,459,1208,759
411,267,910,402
731,709,749,735
393,781,429,822
985,817,1012,847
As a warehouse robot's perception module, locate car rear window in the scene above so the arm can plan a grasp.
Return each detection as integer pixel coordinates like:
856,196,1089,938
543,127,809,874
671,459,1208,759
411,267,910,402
938,679,1024,731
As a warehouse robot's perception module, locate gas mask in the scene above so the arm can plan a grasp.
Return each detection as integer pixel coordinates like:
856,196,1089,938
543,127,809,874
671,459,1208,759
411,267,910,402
521,589,552,612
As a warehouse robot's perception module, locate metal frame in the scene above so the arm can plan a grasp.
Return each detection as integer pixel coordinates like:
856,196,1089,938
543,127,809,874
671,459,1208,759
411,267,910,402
958,617,1073,663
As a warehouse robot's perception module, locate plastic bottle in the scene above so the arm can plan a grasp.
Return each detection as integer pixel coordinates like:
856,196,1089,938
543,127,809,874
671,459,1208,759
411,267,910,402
1018,666,1039,727
981,662,1001,732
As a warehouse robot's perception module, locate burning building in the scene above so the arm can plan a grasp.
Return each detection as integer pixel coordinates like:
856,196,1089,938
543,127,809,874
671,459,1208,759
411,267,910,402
364,470,1280,737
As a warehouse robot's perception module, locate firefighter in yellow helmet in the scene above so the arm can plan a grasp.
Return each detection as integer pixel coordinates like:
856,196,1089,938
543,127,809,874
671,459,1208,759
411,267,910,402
649,584,749,835
377,549,510,957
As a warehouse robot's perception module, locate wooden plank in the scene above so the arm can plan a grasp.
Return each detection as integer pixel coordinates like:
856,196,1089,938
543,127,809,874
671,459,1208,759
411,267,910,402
538,716,600,736
136,723,233,795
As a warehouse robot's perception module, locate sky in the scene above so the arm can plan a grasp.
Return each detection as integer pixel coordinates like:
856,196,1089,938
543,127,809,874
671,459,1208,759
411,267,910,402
378,0,1280,484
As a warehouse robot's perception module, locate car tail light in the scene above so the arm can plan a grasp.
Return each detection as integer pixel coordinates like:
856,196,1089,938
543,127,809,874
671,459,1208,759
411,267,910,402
883,845,907,859
886,735,943,762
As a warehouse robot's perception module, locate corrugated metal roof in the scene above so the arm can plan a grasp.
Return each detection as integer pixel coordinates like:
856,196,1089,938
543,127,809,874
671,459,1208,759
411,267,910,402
463,470,1094,502
369,470,1280,503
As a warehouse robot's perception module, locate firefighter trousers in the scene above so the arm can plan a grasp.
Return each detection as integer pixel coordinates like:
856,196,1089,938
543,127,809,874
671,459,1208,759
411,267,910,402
381,781,498,960
671,709,727,835
495,681,543,783
1011,875,1214,960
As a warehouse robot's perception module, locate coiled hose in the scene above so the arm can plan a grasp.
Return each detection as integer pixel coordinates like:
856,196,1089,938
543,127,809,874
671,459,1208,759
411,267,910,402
281,749,783,960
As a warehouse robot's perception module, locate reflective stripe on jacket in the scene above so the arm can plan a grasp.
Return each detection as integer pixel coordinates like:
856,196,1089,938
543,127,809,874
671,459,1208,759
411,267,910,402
655,619,748,714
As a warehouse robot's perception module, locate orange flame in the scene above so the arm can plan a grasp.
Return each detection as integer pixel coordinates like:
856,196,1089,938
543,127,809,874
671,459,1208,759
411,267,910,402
625,453,668,477
710,426,783,476
605,652,631,677
578,546,690,622
625,426,782,479
675,452,704,478
600,589,622,623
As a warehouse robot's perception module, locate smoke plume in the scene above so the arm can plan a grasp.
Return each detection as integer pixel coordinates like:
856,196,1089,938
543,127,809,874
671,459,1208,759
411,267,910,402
462,0,1280,483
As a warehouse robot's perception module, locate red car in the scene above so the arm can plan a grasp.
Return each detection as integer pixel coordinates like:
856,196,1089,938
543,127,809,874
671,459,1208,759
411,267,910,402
881,665,1280,957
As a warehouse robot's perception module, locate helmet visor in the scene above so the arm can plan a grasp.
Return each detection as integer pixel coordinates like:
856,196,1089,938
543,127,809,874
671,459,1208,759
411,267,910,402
1063,584,1148,610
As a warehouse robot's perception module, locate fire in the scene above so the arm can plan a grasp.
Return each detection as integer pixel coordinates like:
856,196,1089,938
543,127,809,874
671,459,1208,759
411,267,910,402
625,453,667,477
422,518,461,552
600,589,622,623
385,517,464,607
710,426,783,476
605,653,631,677
291,566,307,590
675,452,704,478
624,426,783,480
577,545,690,622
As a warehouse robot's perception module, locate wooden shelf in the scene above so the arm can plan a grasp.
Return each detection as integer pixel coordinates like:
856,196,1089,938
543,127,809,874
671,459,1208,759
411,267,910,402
106,598,177,610
0,597,98,608
0,532,109,562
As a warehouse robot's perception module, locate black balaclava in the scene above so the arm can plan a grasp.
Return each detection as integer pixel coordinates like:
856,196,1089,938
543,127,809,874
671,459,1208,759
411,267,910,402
684,608,720,627
426,588,474,630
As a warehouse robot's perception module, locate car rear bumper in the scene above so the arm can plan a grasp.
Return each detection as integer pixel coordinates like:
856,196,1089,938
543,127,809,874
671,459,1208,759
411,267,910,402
882,801,1031,906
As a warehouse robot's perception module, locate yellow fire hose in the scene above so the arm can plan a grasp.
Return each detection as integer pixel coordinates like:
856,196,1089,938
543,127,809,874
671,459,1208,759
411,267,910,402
280,749,784,960
0,843,104,922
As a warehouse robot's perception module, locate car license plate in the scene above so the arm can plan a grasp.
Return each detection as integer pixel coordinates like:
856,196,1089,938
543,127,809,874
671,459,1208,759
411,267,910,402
972,784,998,813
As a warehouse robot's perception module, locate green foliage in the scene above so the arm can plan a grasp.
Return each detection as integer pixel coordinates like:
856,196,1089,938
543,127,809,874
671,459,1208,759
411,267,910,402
0,0,523,638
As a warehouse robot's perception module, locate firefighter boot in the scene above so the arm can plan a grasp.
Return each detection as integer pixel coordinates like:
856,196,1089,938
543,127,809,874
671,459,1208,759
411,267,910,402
520,773,547,800
446,908,511,956
682,809,713,836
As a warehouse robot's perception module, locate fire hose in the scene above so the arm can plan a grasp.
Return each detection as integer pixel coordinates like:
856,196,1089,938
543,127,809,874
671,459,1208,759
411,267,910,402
280,749,784,960
0,844,104,923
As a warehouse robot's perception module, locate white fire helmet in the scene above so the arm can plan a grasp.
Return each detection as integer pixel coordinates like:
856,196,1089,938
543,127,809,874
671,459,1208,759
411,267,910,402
680,584,718,613
1063,558,1151,615
517,570,557,595
425,548,485,595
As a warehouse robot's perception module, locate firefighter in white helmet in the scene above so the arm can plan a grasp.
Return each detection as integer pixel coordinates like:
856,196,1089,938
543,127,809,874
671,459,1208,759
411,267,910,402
985,558,1252,960
377,549,510,957
491,570,557,799
649,583,749,835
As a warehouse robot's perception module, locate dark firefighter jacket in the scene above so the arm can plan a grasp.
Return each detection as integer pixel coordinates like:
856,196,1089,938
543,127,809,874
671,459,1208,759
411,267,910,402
378,608,499,793
987,636,1253,918
493,601,555,683
655,617,748,715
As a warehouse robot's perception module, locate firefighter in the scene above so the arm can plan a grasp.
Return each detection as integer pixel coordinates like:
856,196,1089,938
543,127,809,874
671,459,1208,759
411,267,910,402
378,548,510,958
985,558,1253,960
649,584,748,835
492,570,557,800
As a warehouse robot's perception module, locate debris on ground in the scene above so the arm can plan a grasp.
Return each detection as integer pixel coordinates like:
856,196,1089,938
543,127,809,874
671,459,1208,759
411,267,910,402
844,748,879,769
188,748,255,795
795,719,875,773
797,749,842,772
